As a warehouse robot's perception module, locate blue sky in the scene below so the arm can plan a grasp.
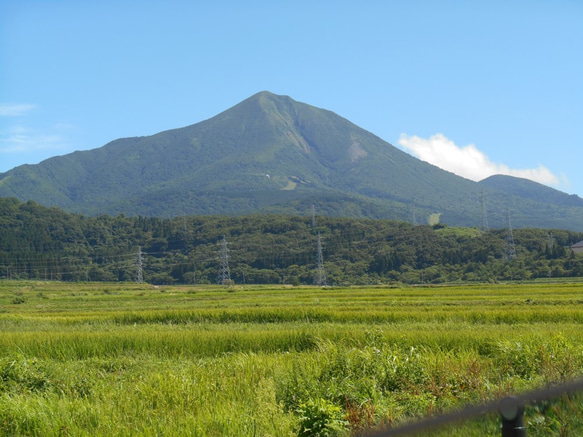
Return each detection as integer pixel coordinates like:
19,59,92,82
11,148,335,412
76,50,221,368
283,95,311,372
1,1,582,196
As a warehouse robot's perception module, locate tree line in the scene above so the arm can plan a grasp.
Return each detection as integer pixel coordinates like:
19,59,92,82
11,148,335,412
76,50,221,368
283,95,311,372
1,197,582,285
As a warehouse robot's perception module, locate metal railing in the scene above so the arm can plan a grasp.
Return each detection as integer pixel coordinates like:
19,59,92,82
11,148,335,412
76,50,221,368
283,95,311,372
365,377,583,436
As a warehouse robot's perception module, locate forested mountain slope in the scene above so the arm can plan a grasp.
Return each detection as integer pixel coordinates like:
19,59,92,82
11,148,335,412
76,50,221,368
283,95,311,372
479,175,583,208
2,198,582,285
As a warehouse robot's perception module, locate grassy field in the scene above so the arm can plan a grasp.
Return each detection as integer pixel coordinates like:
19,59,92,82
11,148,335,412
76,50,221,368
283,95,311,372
0,281,582,436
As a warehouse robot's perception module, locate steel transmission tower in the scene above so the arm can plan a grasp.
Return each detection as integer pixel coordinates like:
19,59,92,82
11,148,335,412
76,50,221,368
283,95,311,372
218,236,231,285
136,246,144,283
479,189,489,231
314,232,327,286
311,204,316,229
548,232,554,250
505,207,516,261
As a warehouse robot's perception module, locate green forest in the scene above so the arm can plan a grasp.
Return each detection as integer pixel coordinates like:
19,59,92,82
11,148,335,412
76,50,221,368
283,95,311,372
1,197,582,285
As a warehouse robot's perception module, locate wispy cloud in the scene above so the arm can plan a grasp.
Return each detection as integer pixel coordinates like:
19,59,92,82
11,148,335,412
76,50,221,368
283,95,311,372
0,104,37,117
398,133,561,187
0,125,69,154
0,105,76,171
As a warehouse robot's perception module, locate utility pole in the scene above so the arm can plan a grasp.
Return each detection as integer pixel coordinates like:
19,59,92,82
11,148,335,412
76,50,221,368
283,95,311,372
136,246,144,283
314,232,326,287
506,207,516,261
218,236,231,285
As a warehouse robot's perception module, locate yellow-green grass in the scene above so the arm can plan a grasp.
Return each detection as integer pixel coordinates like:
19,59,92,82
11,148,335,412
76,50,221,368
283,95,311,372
0,281,582,436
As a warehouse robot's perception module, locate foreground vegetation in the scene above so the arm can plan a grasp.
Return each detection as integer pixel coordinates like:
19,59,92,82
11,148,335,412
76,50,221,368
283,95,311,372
1,281,582,436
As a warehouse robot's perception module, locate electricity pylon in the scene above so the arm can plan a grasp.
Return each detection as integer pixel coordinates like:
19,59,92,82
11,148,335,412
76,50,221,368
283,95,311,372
314,232,326,287
479,189,489,231
136,246,143,283
218,236,231,285
311,204,316,229
505,207,516,261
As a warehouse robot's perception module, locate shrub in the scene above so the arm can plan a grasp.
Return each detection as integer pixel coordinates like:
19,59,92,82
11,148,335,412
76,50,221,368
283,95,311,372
11,296,26,304
296,398,348,436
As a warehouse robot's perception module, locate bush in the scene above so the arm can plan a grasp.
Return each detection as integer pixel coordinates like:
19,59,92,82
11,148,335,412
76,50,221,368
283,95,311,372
296,398,348,436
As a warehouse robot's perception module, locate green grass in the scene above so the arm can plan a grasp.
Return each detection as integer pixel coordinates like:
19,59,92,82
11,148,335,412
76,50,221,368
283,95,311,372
1,281,582,436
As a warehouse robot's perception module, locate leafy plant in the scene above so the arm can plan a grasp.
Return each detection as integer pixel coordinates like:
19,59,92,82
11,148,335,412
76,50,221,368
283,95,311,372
296,398,348,436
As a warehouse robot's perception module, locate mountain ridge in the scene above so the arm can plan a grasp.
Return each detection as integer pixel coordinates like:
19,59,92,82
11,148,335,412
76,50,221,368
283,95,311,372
479,174,583,208
1,91,582,231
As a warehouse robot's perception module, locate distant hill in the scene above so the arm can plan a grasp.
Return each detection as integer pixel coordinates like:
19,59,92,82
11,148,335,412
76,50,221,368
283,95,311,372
1,91,583,230
479,175,583,208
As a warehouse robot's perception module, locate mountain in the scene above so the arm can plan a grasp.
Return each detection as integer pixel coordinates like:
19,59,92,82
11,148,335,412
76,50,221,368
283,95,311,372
1,91,582,231
479,175,583,208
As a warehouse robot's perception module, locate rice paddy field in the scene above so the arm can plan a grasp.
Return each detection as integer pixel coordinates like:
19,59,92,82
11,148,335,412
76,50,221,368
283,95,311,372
1,281,582,436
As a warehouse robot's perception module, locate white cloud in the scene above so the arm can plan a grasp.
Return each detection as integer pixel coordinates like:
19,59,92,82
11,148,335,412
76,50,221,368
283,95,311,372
0,125,68,154
0,111,76,171
398,133,560,187
0,104,37,117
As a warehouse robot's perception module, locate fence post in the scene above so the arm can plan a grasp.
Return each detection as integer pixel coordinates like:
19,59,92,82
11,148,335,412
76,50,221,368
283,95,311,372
499,396,526,437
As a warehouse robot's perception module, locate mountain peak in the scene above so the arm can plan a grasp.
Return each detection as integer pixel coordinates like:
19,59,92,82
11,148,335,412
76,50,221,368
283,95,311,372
251,90,281,99
212,90,297,126
250,90,292,101
1,92,583,230
236,90,292,109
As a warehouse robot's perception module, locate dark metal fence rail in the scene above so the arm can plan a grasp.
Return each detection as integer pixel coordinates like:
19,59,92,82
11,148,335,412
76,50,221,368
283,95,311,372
365,377,583,436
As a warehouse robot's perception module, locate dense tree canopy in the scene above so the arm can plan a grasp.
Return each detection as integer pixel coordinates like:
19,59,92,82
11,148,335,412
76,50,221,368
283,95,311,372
1,197,582,285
